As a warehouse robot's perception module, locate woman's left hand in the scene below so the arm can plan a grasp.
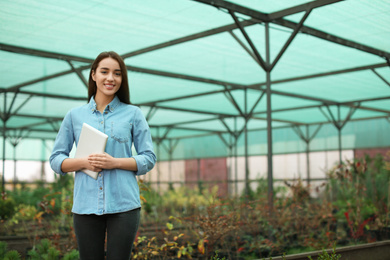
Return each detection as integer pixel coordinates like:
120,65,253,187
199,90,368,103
88,153,117,170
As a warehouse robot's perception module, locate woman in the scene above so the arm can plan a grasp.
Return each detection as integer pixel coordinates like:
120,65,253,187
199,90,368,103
50,51,156,260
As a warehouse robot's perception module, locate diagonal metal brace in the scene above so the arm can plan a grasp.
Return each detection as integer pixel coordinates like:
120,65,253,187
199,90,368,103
229,10,269,71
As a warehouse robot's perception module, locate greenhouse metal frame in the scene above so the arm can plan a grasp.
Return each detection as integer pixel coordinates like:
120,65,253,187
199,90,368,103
1,0,390,206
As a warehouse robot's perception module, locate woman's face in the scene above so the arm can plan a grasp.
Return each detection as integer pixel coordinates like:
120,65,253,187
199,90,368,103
92,57,122,100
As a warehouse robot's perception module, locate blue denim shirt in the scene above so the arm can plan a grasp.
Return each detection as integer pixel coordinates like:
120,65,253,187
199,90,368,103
50,96,156,215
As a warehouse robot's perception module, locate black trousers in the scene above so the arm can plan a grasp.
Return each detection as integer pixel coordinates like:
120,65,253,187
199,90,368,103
73,208,140,260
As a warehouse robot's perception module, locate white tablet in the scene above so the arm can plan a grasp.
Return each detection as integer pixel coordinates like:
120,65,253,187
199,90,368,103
74,123,108,180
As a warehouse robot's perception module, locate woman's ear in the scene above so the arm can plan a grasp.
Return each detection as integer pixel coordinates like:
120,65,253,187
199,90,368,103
91,70,96,81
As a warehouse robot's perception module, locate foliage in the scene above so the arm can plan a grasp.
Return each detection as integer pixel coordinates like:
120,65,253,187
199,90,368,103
140,182,220,224
308,245,341,260
3,250,21,260
27,239,60,260
0,241,7,259
62,250,79,260
326,154,390,241
185,199,240,258
0,193,15,221
0,242,23,260
210,250,226,260
1,153,390,258
132,216,196,259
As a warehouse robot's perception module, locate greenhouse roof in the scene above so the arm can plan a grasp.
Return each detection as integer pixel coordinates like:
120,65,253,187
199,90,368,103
0,0,390,162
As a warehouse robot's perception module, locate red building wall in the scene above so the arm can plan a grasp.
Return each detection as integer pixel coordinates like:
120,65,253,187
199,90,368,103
354,147,390,159
185,158,228,197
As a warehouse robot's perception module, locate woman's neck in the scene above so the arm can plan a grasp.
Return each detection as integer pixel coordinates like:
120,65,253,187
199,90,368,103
95,94,114,113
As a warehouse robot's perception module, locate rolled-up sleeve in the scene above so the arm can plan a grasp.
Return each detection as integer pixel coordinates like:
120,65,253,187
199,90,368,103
132,108,156,175
49,111,75,175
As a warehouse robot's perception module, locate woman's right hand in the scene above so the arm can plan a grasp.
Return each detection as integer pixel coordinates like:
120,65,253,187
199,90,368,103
61,157,102,173
85,158,103,173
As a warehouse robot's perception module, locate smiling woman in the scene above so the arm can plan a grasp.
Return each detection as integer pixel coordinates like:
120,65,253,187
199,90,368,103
91,58,123,111
88,51,130,107
49,51,156,260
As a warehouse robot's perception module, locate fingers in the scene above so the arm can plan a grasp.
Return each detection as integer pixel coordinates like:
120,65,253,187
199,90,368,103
89,153,106,159
87,153,114,170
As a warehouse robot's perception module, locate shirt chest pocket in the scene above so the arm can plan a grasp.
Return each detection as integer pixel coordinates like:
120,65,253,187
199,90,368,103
111,122,132,143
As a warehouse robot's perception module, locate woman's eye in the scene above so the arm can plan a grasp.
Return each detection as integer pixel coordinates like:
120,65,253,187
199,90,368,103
101,71,107,74
115,73,121,76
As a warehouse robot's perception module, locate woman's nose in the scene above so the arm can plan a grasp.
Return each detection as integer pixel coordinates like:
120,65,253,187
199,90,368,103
107,72,114,81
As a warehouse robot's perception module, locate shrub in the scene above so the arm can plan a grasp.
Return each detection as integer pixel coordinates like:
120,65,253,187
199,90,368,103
0,242,21,260
3,250,21,260
27,239,60,260
0,194,16,220
62,250,79,260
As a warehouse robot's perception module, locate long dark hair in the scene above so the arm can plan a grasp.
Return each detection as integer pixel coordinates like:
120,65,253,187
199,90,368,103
88,51,130,104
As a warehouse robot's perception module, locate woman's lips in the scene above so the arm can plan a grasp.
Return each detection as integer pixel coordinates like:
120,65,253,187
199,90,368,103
104,84,114,90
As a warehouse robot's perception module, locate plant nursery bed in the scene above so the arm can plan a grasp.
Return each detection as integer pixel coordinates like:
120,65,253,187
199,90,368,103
263,240,390,260
0,234,71,258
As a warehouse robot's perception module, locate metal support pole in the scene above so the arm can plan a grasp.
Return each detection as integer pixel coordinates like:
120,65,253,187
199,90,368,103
13,144,17,191
1,130,4,193
228,132,232,196
197,158,202,193
168,139,173,190
244,88,249,197
292,124,322,185
305,126,311,186
156,127,161,192
234,117,238,196
337,105,342,164
265,23,274,212
2,93,7,192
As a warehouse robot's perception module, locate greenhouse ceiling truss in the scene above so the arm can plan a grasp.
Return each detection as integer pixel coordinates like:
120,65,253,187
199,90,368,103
1,0,390,204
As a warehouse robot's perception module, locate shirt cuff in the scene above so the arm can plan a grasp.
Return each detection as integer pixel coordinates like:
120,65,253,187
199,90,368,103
132,155,152,176
50,154,69,176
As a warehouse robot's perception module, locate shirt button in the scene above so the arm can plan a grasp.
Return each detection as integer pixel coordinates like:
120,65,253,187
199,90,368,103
100,121,103,124
100,187,103,190
99,174,102,177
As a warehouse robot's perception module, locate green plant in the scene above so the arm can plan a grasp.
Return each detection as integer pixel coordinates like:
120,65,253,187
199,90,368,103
0,242,21,260
210,250,226,260
0,193,16,220
132,216,196,259
62,250,79,260
0,241,7,259
3,250,21,260
325,155,390,243
27,238,60,260
308,245,341,260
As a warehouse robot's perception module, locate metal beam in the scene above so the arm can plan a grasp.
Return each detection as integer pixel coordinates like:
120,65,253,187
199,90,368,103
1,66,89,93
0,43,93,63
249,63,388,88
229,10,268,71
371,69,390,87
125,65,242,88
228,30,261,66
121,19,257,59
4,93,389,133
267,0,344,20
192,0,270,21
192,0,390,60
67,61,89,88
273,19,390,60
2,113,389,139
270,9,312,71
2,44,387,115
17,91,87,101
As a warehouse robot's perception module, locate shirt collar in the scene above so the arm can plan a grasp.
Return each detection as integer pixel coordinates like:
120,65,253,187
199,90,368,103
88,95,120,113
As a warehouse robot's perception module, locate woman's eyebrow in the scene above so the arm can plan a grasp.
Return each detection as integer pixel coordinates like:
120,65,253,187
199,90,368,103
99,67,121,71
